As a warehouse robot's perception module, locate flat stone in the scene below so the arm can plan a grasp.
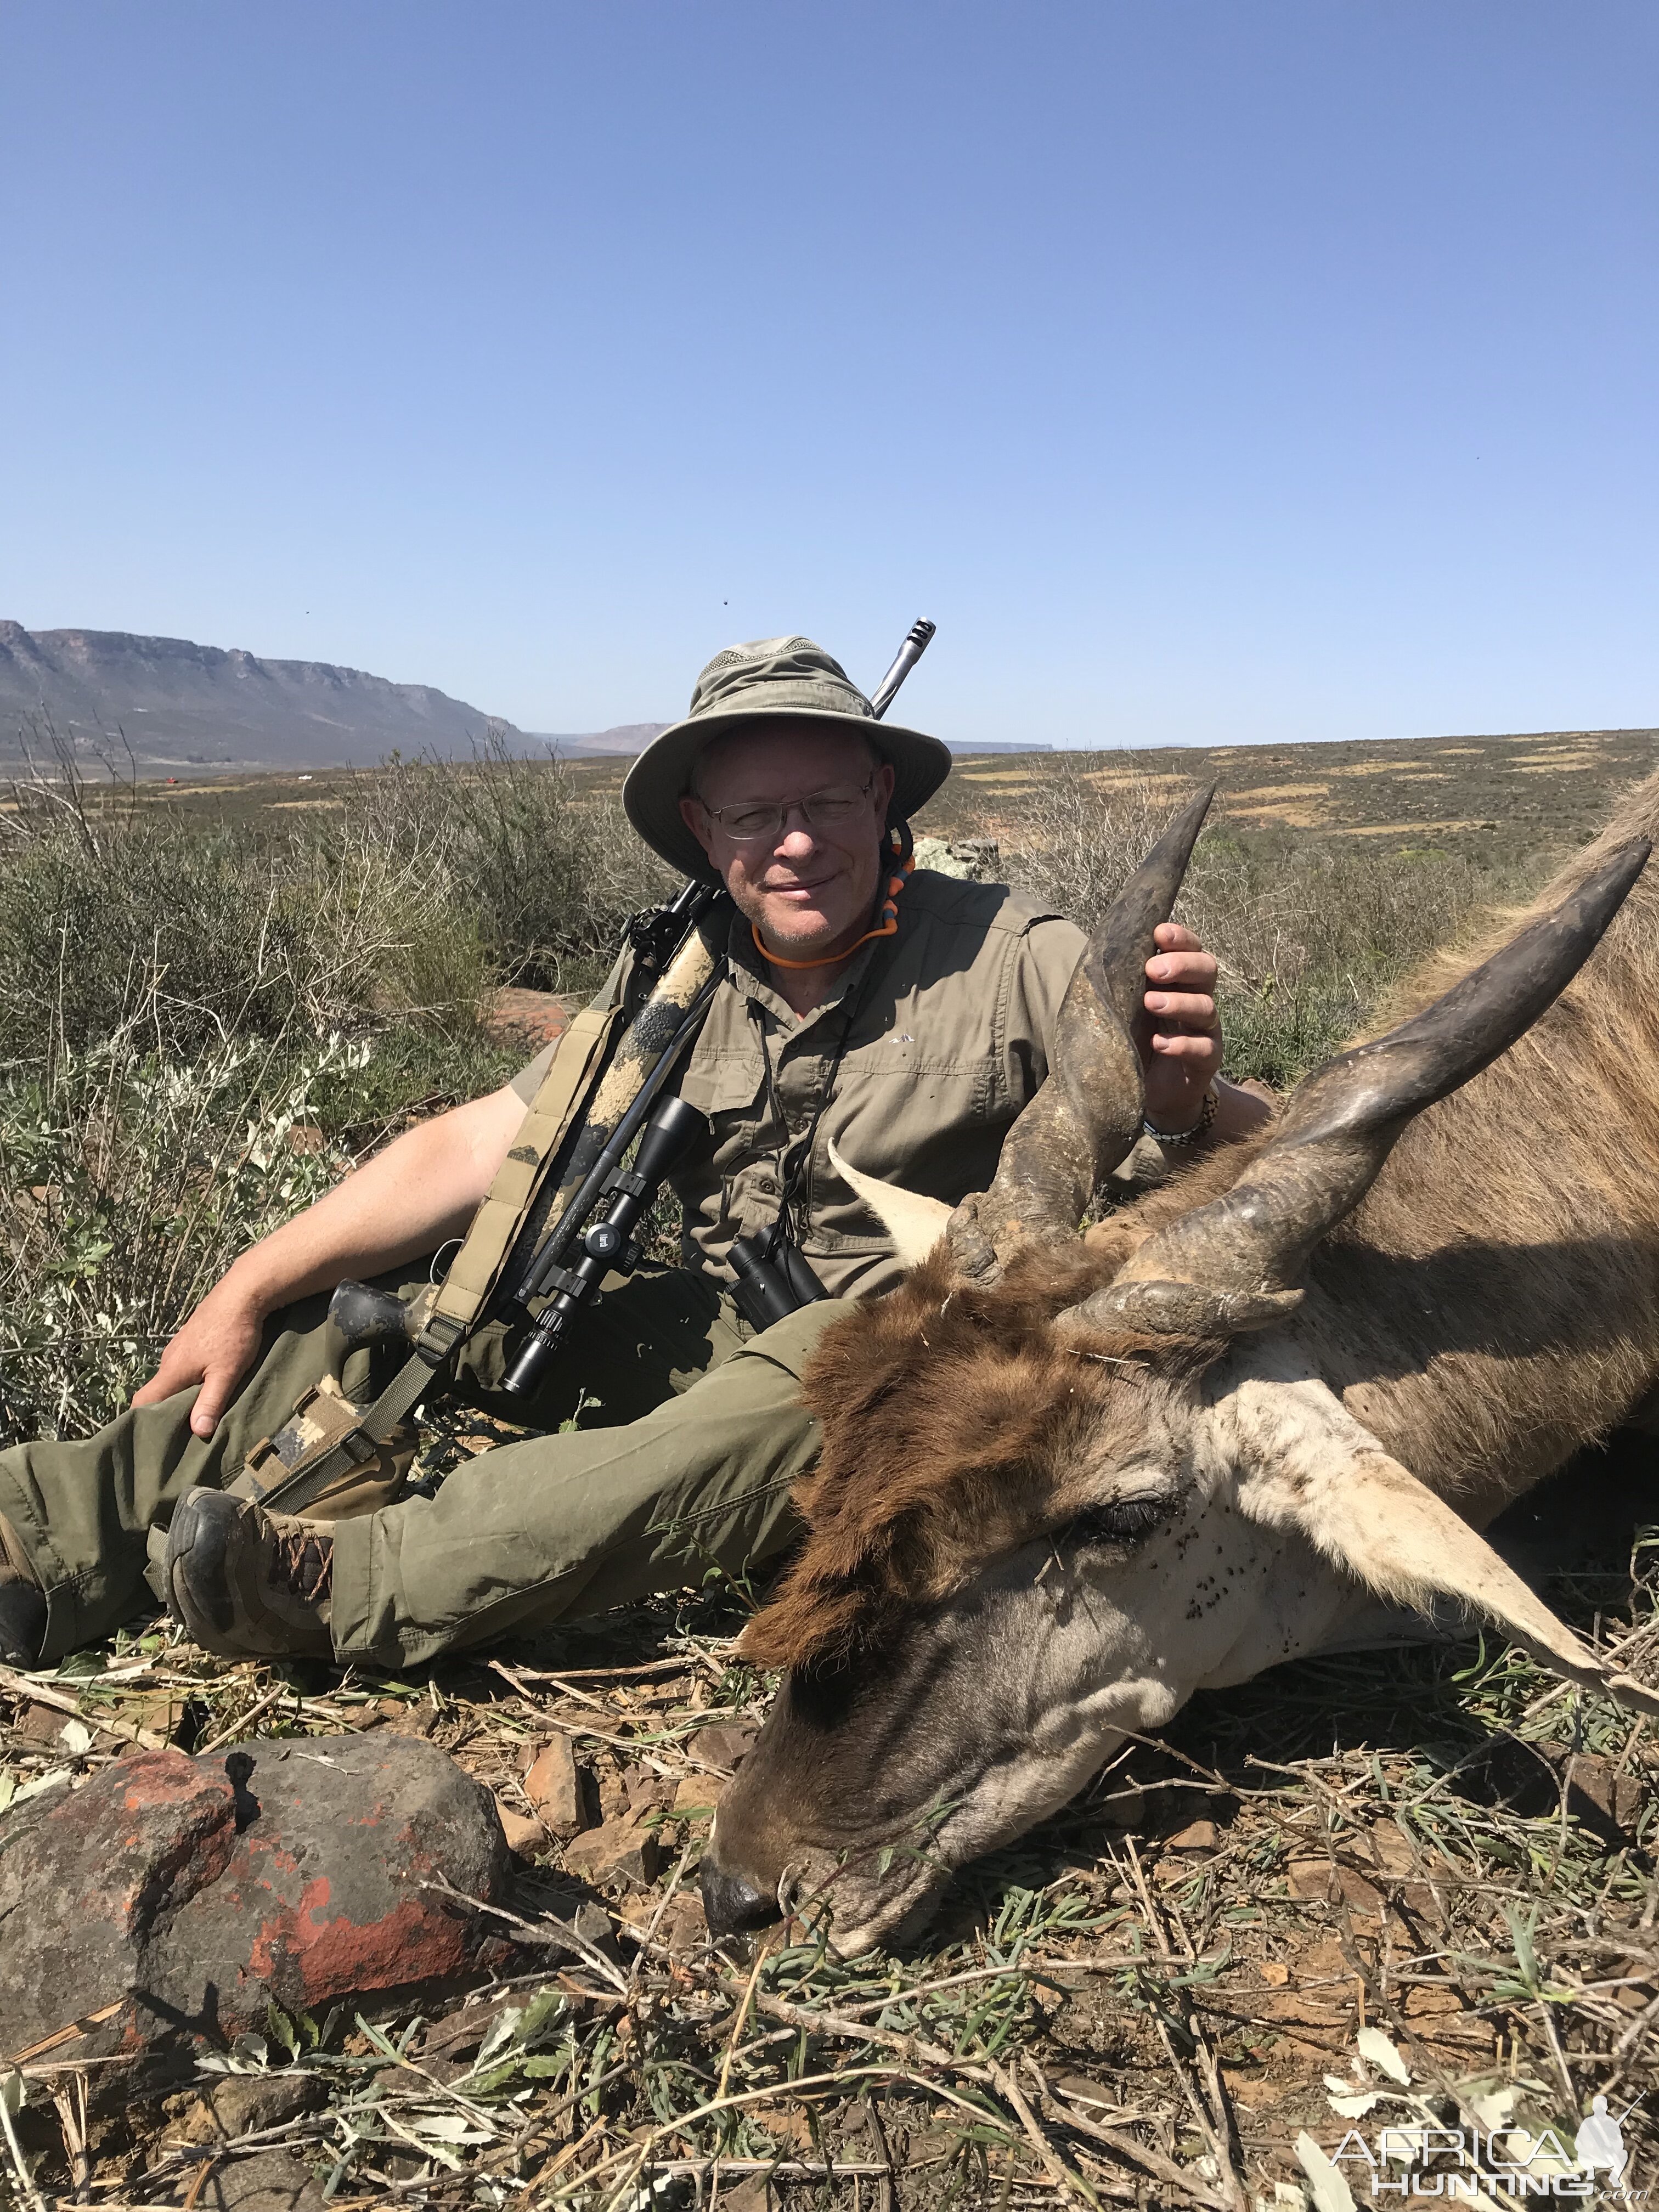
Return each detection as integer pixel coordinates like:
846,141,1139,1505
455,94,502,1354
0,1735,513,2089
208,2072,327,2138
671,1774,724,1820
624,1769,670,1816
1285,1856,1384,1911
17,1700,74,1747
1286,1857,1334,1900
196,2149,326,2210
562,1817,659,1890
721,2177,771,2212
688,1722,757,1774
495,1801,548,1858
524,1737,590,1835
1165,1819,1218,1853
1053,2073,1119,2111
1564,1752,1645,1836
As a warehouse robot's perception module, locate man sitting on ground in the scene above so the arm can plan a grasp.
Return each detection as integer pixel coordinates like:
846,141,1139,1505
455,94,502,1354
0,636,1267,1669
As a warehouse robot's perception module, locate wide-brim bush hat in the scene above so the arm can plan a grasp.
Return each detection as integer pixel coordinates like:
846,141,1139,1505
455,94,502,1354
623,635,952,881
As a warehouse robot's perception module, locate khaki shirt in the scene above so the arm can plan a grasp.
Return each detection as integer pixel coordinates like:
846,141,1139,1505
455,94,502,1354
511,870,1087,1300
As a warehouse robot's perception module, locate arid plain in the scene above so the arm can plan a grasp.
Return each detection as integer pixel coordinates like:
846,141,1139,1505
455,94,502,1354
2,725,1657,2206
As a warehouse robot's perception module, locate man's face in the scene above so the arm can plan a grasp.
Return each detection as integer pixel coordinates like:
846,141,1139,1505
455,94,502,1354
680,724,896,960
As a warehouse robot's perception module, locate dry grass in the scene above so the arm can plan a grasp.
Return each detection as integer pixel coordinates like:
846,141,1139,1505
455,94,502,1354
994,753,1534,1088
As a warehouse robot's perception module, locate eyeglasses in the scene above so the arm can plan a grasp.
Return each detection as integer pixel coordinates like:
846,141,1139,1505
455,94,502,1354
697,777,877,845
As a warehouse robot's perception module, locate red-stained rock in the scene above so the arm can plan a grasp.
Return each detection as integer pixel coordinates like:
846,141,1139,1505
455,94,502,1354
175,1734,510,2026
0,1747,239,2063
0,1734,515,2090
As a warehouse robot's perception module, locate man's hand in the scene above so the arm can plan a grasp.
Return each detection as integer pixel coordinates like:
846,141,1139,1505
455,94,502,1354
127,1081,531,1441
132,1270,270,1439
1137,923,1274,1143
1139,922,1221,1133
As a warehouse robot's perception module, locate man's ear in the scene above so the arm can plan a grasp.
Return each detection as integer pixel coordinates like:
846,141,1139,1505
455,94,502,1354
679,792,716,865
1223,1375,1659,1719
871,754,896,836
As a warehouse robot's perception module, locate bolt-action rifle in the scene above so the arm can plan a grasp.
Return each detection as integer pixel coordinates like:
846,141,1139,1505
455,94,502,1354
240,620,936,1517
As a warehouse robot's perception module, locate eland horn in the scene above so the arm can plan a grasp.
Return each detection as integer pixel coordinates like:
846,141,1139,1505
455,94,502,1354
951,783,1216,1278
1060,836,1652,1339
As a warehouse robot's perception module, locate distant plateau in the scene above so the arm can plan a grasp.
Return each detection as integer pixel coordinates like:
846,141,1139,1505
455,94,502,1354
0,623,1053,772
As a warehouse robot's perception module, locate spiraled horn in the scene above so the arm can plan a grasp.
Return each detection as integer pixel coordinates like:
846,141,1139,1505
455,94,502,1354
950,783,1215,1278
1060,837,1651,1340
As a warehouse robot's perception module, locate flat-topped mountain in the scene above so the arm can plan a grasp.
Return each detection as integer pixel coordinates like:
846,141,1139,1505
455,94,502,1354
533,722,670,758
0,623,526,770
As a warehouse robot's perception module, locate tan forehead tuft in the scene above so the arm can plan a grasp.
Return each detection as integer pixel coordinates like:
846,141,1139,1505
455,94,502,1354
741,1249,1206,1673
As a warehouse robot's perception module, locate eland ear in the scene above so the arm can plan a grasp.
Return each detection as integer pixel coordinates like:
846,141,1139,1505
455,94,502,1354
1226,1376,1659,1720
827,1139,953,1268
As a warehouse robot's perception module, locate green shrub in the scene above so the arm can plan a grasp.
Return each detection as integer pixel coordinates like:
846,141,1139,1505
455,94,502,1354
1003,758,1546,1087
0,817,492,1068
0,1028,359,1444
360,738,673,993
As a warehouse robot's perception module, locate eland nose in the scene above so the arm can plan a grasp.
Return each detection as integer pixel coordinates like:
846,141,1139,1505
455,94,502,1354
700,1855,781,1937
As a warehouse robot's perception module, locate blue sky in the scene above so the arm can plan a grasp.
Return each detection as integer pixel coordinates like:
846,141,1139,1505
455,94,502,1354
2,3,1654,747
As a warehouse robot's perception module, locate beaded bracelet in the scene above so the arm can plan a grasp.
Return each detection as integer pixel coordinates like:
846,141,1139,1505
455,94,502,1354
1144,1086,1217,1147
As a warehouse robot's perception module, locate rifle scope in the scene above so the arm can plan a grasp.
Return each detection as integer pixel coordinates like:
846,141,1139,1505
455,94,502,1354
500,1092,707,1400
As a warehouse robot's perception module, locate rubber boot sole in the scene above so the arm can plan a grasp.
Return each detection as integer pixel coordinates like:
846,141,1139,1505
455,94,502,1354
163,1486,244,1653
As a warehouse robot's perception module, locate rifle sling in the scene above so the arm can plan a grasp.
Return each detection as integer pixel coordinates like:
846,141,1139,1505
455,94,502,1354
249,1000,625,1516
418,1001,624,1360
249,1346,438,1515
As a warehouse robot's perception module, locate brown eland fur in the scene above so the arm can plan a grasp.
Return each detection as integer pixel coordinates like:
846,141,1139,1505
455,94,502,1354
746,768,1659,1673
741,1245,1216,1668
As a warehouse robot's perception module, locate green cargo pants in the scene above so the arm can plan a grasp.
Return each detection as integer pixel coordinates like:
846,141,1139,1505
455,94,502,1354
0,1266,839,1667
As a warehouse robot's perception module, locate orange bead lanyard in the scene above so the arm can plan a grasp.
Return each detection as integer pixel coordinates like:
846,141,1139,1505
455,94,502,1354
752,828,915,972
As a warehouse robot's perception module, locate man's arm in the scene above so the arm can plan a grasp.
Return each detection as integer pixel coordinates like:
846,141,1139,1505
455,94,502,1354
131,1081,529,1438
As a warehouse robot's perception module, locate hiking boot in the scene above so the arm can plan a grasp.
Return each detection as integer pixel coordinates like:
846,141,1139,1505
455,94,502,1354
0,1513,46,1664
165,1487,335,1659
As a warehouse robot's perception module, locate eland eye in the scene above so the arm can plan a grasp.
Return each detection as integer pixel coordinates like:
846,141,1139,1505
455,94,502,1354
1060,1496,1170,1550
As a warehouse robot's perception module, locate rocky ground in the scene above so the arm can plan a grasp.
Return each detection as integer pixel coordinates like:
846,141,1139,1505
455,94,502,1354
2,1427,1655,2209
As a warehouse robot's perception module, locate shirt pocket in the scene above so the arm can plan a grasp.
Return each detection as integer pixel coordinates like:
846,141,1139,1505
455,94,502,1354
678,1048,768,1125
676,1048,775,1244
815,1062,1003,1246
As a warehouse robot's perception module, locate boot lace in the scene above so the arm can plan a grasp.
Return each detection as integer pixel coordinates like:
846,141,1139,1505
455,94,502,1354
269,1522,333,1605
